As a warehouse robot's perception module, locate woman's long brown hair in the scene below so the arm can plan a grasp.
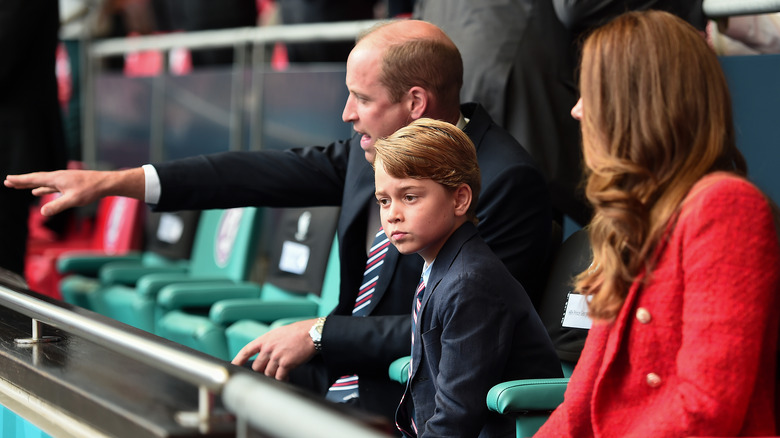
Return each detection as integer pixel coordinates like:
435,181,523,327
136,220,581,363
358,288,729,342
575,10,747,320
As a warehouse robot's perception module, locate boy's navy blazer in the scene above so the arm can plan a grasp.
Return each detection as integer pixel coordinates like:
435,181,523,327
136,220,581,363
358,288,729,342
397,222,561,437
152,102,552,419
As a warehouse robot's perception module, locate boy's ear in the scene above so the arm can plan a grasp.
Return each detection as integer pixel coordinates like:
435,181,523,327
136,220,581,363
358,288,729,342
453,184,472,217
407,86,428,120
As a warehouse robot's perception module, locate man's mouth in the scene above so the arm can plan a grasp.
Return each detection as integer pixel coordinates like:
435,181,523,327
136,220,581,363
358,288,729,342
360,133,372,150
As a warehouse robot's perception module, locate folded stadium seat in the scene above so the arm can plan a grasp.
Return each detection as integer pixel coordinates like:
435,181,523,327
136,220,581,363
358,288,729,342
485,228,592,437
58,210,201,310
24,196,145,299
155,206,340,361
94,207,264,333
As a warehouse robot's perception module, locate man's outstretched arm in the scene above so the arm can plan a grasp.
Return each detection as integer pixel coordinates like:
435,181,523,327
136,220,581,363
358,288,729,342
5,167,146,216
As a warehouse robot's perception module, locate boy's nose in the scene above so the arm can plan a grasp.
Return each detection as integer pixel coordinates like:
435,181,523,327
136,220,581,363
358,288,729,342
386,205,402,222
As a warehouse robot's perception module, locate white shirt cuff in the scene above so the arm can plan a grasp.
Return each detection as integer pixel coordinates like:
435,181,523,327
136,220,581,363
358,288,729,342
142,164,161,205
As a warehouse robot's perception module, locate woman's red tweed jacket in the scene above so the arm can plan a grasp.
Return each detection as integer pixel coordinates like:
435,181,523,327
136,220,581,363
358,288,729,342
537,173,780,437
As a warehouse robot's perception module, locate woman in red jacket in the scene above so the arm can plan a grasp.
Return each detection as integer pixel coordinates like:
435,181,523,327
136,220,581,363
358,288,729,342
536,10,780,437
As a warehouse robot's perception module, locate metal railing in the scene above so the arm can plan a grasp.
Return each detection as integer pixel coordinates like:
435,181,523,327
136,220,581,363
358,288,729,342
703,0,780,17
81,19,381,169
0,275,389,437
88,20,382,57
0,277,228,433
83,0,780,58
223,374,390,438
77,1,780,169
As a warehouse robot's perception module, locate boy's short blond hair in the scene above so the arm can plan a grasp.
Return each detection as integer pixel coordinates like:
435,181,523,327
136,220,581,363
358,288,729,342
373,118,481,223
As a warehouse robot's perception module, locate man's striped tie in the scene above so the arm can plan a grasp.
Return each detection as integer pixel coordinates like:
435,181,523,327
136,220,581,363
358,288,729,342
326,227,389,402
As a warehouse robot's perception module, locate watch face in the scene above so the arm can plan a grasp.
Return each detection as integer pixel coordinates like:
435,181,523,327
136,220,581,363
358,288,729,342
310,324,322,341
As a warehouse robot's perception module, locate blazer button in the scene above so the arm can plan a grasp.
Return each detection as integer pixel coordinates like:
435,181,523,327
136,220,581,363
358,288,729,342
646,373,662,388
636,307,652,324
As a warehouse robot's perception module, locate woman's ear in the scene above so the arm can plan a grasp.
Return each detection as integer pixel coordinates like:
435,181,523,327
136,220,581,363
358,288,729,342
453,184,472,217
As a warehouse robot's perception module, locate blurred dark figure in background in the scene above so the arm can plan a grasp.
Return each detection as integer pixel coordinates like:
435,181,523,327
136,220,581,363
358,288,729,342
385,0,414,18
156,0,258,67
415,0,704,227
0,1,68,276
277,0,377,63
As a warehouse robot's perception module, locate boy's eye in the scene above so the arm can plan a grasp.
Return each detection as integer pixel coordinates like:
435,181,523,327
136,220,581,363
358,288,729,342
377,198,389,206
404,195,417,202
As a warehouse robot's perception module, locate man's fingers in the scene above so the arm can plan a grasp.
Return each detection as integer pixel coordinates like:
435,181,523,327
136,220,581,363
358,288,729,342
263,359,278,378
232,344,258,366
30,187,59,196
275,366,290,382
5,172,52,189
251,351,270,373
38,195,71,216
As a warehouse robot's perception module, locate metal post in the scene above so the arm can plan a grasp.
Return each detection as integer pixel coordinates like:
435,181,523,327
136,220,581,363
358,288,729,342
230,43,248,151
15,318,60,345
149,55,167,163
249,41,266,152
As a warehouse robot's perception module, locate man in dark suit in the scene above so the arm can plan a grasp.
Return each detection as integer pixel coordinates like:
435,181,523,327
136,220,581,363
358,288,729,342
6,20,553,422
0,1,68,276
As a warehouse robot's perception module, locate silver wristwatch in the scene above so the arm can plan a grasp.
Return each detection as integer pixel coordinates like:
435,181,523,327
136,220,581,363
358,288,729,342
309,317,326,351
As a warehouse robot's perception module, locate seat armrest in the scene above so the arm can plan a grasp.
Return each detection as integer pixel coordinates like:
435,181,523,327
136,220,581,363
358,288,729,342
157,282,263,310
268,316,316,329
487,378,569,414
99,262,189,286
135,273,234,299
389,356,411,385
57,252,143,276
209,299,319,325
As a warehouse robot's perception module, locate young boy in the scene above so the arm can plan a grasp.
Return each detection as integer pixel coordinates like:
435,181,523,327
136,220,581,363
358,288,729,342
373,118,561,437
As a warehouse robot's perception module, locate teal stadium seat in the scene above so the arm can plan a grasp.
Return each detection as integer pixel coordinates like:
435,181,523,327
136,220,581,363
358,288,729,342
486,229,592,437
155,207,340,360
220,236,340,360
59,211,200,310
92,207,264,333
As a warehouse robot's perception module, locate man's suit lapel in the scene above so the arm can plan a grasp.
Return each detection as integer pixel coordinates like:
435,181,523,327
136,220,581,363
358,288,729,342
339,152,401,316
461,102,490,153
339,148,375,242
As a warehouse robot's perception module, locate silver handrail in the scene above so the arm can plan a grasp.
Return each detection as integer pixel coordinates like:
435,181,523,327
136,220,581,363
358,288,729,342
223,374,391,438
703,0,780,18
0,280,229,431
89,19,383,57
0,276,393,437
84,1,780,58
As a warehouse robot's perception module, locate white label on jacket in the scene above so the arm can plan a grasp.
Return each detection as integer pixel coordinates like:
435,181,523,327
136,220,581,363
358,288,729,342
562,293,593,329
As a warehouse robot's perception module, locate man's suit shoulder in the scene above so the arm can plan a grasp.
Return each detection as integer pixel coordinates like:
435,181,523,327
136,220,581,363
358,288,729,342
462,102,542,169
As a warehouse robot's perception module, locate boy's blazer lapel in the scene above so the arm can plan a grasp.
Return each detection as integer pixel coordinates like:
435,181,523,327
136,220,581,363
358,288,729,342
409,223,478,378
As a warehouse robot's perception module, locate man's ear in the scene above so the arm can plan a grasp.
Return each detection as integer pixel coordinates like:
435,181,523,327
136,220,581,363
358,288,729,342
407,86,429,119
453,184,472,217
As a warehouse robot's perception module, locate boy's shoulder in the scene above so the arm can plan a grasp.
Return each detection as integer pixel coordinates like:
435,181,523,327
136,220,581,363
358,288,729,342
434,223,525,294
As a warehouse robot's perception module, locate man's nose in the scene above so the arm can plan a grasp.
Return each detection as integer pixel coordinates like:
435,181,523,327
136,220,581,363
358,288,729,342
342,95,356,122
